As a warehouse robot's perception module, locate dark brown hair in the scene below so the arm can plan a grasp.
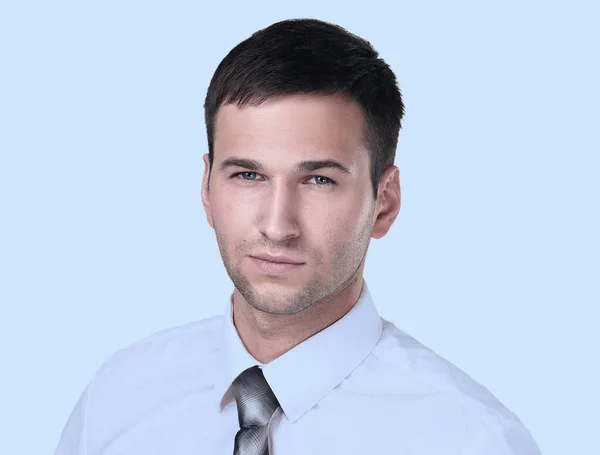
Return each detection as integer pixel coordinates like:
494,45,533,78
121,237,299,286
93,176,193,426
204,18,404,199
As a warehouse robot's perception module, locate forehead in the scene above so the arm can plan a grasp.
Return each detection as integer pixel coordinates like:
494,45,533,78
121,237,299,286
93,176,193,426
213,94,367,162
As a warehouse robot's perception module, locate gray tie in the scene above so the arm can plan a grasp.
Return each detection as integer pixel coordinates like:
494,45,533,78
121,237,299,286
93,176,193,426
231,365,280,455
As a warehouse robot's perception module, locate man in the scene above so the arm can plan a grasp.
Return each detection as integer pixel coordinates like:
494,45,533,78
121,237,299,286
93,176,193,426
55,18,541,455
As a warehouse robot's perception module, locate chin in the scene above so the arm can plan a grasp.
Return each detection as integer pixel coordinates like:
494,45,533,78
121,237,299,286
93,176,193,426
244,285,307,314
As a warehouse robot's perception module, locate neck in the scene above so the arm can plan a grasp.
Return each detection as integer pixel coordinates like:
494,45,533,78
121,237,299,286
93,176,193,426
232,268,365,364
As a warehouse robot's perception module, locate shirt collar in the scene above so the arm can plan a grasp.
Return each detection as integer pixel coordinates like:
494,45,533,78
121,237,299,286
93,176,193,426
214,279,383,423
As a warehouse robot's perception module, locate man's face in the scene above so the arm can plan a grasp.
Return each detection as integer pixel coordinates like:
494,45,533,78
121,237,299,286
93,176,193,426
202,94,379,315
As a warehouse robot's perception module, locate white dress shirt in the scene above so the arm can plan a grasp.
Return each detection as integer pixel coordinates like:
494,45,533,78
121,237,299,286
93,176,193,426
55,280,541,454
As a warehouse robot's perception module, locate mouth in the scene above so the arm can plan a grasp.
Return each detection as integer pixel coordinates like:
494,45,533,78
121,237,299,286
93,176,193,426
249,256,304,276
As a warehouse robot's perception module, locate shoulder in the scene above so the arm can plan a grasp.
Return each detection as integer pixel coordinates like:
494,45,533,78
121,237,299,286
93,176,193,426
366,318,526,428
78,314,227,451
345,318,541,452
94,314,225,383
87,315,225,413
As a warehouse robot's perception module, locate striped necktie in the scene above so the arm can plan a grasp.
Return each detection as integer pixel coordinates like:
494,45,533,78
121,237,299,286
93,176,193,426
231,365,280,455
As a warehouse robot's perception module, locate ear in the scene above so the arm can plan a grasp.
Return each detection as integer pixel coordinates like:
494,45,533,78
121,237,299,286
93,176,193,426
201,153,214,229
371,165,401,239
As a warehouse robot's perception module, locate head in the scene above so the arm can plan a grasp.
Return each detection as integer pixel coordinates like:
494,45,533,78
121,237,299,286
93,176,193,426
202,19,404,315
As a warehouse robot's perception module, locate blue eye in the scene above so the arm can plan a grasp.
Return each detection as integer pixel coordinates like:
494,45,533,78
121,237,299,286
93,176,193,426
231,172,336,187
308,176,336,186
233,172,260,180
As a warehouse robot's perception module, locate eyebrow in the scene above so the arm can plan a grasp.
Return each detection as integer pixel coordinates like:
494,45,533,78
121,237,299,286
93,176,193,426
218,157,352,174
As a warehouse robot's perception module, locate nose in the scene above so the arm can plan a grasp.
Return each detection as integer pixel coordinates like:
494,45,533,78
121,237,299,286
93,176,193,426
257,180,301,243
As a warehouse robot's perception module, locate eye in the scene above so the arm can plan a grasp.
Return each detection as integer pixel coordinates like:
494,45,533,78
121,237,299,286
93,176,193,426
306,176,336,186
232,171,262,181
231,172,336,187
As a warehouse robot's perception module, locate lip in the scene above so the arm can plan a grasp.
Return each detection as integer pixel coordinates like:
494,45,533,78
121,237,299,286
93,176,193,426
250,253,304,264
249,254,304,276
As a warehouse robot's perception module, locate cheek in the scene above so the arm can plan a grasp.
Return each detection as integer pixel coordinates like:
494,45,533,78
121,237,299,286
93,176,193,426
331,202,374,249
211,199,247,247
212,188,250,225
309,207,361,251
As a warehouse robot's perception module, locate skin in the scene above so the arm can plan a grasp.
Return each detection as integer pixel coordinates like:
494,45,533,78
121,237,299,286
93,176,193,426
201,93,400,364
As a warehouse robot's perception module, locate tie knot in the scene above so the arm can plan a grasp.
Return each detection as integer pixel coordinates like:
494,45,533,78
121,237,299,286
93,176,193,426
232,366,280,428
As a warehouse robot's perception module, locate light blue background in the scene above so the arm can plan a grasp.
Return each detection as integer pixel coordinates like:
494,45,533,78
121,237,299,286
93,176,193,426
1,1,598,454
